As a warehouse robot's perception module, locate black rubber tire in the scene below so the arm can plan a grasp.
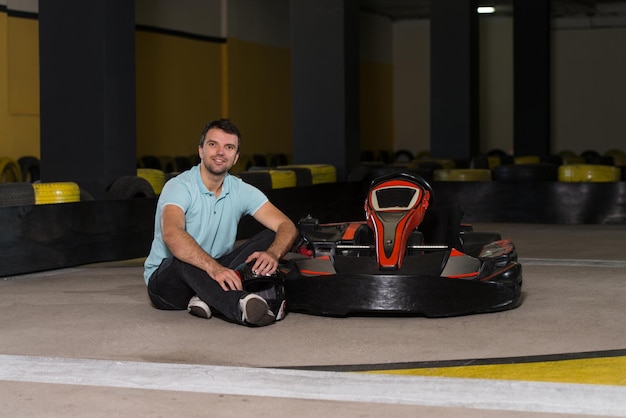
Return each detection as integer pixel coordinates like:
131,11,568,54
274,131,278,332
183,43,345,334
0,157,22,182
492,163,558,182
236,171,273,191
173,156,192,172
267,153,289,167
106,176,155,199
0,182,36,207
360,150,376,162
139,155,162,170
276,167,312,186
582,150,613,165
80,188,95,201
251,154,268,167
393,149,414,163
541,154,564,166
18,156,40,183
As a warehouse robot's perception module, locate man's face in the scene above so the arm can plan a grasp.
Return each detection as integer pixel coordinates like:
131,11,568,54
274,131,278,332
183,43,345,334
198,128,240,176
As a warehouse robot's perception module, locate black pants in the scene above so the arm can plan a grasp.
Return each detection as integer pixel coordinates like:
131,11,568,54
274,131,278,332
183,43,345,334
147,230,276,323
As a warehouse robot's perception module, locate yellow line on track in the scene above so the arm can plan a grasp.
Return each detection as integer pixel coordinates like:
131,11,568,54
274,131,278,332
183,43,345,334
366,356,626,386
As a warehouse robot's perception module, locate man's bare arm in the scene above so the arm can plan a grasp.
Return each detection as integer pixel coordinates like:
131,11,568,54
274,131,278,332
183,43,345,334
247,201,299,275
161,204,242,291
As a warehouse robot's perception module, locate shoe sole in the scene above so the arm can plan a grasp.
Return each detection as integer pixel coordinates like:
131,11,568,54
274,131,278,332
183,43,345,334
188,305,211,319
243,297,275,326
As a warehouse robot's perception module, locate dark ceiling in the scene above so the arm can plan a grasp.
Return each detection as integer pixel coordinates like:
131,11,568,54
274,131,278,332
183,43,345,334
360,0,626,21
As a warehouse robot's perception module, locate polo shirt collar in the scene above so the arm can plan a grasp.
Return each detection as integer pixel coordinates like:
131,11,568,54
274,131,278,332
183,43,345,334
195,166,232,198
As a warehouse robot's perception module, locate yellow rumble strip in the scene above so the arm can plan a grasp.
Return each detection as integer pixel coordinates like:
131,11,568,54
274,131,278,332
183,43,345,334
366,355,626,386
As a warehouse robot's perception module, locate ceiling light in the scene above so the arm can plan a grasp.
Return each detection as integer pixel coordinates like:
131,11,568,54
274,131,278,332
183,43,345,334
477,6,496,14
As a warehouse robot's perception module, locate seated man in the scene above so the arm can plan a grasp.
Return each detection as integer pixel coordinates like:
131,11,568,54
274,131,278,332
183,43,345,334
143,119,298,327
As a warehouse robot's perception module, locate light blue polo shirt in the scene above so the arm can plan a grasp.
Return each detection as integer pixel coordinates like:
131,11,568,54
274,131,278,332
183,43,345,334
143,165,268,284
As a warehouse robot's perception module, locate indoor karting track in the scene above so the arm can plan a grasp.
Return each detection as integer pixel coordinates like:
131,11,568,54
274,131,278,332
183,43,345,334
1,222,625,417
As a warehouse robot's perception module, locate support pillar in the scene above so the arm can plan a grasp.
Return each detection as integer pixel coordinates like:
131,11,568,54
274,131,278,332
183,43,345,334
290,0,360,180
513,0,551,157
430,0,479,163
39,0,136,199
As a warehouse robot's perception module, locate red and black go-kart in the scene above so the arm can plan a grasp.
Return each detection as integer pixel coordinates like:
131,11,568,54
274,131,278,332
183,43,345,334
281,171,523,317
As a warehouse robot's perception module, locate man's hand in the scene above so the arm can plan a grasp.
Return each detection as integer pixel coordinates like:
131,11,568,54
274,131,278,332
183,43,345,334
210,265,243,291
246,251,279,276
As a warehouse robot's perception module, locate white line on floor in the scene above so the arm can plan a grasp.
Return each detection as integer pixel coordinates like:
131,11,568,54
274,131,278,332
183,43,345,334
519,258,626,268
1,354,624,416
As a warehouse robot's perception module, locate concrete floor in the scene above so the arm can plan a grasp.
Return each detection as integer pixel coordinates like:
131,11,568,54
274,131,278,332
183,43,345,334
1,223,625,417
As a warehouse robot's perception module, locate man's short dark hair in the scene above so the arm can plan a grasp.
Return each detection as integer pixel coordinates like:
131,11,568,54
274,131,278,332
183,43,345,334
199,119,242,150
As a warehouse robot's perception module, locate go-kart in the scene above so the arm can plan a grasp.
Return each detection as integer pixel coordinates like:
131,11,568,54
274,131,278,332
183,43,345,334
281,171,523,317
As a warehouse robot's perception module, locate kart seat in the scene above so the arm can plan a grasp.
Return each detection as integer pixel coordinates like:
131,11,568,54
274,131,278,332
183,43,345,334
365,171,432,270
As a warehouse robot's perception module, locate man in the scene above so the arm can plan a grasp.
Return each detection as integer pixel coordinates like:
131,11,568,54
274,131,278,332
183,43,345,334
144,119,298,327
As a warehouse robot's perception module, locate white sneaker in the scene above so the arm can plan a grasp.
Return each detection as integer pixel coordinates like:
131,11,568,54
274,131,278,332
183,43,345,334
239,294,275,326
188,296,211,319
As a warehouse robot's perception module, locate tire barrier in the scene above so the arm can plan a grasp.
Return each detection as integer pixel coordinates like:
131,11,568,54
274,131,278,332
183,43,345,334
433,169,492,182
4,174,626,277
33,182,81,205
106,176,156,199
415,150,431,160
409,160,443,171
0,182,36,207
492,163,558,182
274,166,313,186
251,154,268,167
236,170,297,190
277,164,337,184
393,149,414,163
417,158,456,169
267,153,289,167
0,157,22,182
558,150,585,165
581,150,613,165
376,150,393,164
513,155,541,165
139,155,162,170
360,150,376,162
558,164,621,182
159,155,176,173
231,154,254,174
237,171,272,190
173,156,193,172
542,154,564,166
0,198,157,276
17,156,40,183
605,149,626,166
269,170,297,189
137,168,166,195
